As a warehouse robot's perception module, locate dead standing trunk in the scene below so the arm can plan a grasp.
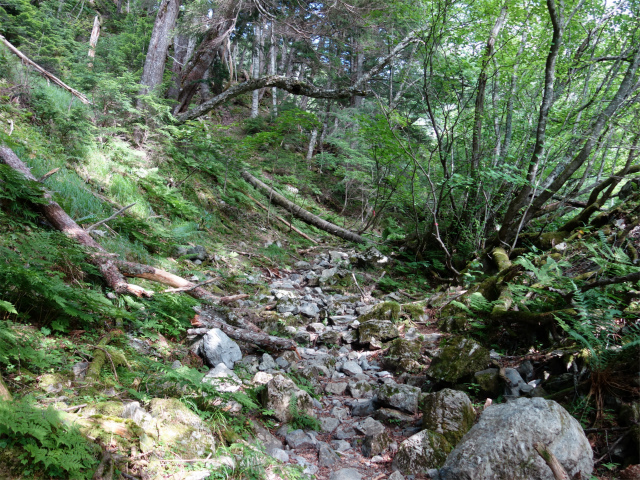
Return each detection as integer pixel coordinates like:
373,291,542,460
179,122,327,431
88,14,101,67
138,0,180,100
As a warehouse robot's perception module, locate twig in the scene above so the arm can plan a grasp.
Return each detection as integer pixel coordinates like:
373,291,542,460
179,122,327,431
86,203,135,232
38,168,59,182
399,289,421,300
594,431,630,465
7,119,13,136
351,272,367,300
163,278,218,293
59,403,87,411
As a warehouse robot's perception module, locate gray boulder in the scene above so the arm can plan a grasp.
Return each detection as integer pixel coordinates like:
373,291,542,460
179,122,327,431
202,363,242,393
299,302,320,318
202,328,242,369
318,442,340,467
260,374,314,423
392,429,452,474
342,360,364,376
285,429,317,449
438,397,593,480
329,468,362,480
420,388,475,445
377,383,422,414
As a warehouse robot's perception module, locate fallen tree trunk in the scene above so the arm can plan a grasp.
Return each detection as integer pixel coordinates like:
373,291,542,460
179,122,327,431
116,261,220,303
0,374,11,401
241,171,367,244
0,147,151,297
246,193,318,244
0,35,91,105
188,322,297,352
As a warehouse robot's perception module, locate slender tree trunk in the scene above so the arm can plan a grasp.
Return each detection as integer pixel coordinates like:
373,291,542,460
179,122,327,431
269,26,277,115
251,21,261,118
354,40,365,108
306,128,318,161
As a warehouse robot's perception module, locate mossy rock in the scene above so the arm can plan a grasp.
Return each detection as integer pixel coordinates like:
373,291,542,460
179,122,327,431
474,368,502,397
392,429,452,474
83,401,125,417
420,389,476,446
358,320,400,346
385,338,424,373
427,336,490,383
38,373,68,393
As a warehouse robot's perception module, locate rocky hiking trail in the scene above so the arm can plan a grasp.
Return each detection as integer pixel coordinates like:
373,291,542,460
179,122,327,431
169,245,597,480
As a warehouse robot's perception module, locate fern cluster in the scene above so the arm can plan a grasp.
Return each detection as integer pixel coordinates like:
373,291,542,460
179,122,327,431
0,398,99,479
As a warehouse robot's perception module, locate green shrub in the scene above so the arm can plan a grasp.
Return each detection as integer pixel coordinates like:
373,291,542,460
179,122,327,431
0,398,99,479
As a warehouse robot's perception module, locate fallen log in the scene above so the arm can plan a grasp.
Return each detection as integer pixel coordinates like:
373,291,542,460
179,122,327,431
245,193,318,244
188,320,297,352
116,261,220,303
0,35,91,105
242,171,367,244
0,146,151,297
0,374,11,401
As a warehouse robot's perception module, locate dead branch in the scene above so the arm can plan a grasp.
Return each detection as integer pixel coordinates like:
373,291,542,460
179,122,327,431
37,168,59,182
163,278,218,293
534,443,568,480
86,203,136,232
0,35,91,105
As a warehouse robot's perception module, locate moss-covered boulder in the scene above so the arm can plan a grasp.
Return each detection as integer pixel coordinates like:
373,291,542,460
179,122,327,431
474,368,502,397
358,320,399,348
427,337,489,383
260,374,314,423
392,429,452,474
385,338,423,373
420,389,476,446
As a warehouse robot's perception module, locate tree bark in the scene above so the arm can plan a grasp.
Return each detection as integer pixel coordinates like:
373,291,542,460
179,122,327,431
0,147,151,297
242,171,368,244
0,375,11,401
175,30,419,123
251,21,262,118
138,0,180,100
88,15,101,63
0,35,91,105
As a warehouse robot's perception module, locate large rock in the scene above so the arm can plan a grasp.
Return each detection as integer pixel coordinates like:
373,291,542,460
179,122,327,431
202,328,242,369
358,320,399,346
427,336,489,383
377,383,422,414
202,363,242,393
392,429,452,474
260,374,314,423
330,468,362,480
438,397,593,480
420,389,475,446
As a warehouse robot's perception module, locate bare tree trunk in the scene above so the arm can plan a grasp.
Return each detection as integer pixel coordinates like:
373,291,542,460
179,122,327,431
88,14,101,66
138,0,180,99
306,128,318,161
0,147,151,297
251,21,262,118
242,171,367,243
354,40,365,108
269,25,277,115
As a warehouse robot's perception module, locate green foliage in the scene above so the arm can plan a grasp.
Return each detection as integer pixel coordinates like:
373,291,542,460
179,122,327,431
287,395,320,432
0,230,131,329
0,398,99,479
0,164,47,226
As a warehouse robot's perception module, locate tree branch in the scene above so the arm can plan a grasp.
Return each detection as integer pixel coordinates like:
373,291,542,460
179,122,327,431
175,31,419,123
